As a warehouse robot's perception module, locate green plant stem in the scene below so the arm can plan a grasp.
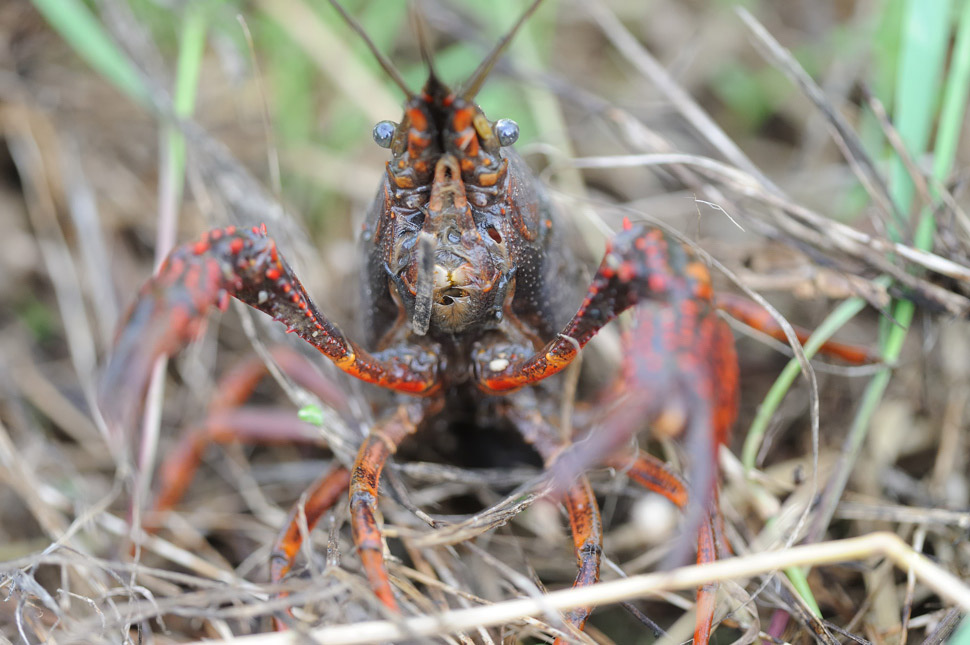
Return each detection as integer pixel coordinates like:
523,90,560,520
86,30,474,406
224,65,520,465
741,294,872,471
916,0,970,249
785,565,822,617
753,0,969,615
806,0,959,541
952,616,970,645
136,6,209,532
885,0,952,231
167,5,207,207
806,0,970,580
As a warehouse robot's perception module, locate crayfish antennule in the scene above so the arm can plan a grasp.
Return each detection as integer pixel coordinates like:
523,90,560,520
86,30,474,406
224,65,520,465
410,2,439,84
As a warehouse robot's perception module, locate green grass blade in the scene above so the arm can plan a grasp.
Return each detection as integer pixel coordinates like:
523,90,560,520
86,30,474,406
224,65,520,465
806,0,958,553
886,0,952,229
746,0,961,614
915,0,970,248
877,0,957,418
932,1,970,179
166,4,208,204
741,293,872,471
174,7,207,118
807,366,892,543
952,616,970,645
784,565,822,617
30,0,152,108
134,4,209,533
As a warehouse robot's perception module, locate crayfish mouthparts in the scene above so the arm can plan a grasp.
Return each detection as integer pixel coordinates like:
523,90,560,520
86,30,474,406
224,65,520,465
435,286,469,305
403,153,504,336
431,264,470,305
410,238,489,335
425,260,486,333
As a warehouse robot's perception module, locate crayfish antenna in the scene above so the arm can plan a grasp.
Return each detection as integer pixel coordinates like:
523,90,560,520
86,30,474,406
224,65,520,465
412,232,436,336
411,2,441,88
325,0,415,99
460,0,546,100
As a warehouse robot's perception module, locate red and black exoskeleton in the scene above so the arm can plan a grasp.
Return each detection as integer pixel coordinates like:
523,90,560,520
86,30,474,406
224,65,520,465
101,2,875,642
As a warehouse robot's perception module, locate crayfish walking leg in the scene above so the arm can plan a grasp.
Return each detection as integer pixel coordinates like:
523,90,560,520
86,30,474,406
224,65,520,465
270,464,351,629
150,348,346,521
508,410,603,642
610,451,726,642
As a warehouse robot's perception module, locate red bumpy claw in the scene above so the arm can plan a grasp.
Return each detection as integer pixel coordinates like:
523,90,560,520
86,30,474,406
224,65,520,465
100,225,440,434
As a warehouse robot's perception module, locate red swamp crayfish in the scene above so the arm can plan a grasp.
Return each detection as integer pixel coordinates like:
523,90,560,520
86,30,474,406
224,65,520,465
100,1,874,641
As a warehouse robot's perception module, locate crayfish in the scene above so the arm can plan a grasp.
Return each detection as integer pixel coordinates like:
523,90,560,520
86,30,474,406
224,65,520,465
101,1,872,641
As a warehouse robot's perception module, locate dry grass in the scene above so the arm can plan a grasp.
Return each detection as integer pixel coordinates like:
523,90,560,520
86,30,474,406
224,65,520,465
1,0,969,643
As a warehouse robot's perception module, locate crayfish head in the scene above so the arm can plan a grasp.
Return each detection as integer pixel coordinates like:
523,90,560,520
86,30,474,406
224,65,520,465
400,154,507,337
356,0,544,340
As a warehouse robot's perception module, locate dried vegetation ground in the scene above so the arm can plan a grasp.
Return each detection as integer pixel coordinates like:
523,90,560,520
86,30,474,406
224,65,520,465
1,0,969,643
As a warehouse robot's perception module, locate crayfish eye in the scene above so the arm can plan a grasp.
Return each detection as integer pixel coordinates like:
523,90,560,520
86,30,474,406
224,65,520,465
373,120,397,148
494,119,519,147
